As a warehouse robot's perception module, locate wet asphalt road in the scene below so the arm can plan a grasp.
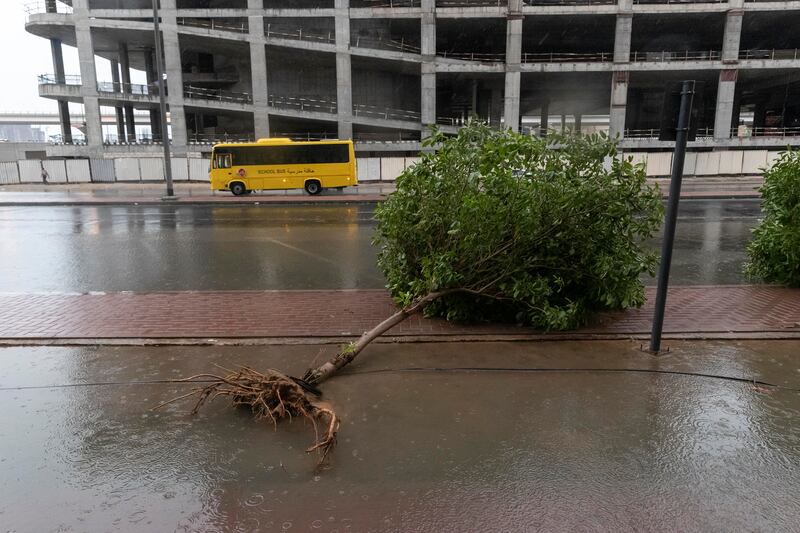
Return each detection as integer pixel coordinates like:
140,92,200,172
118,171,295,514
0,199,760,293
0,340,798,532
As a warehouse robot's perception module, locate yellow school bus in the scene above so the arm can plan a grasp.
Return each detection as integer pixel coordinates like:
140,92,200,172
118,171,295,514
209,138,357,195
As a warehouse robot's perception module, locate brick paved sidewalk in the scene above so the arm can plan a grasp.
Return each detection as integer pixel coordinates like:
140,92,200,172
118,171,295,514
0,286,797,341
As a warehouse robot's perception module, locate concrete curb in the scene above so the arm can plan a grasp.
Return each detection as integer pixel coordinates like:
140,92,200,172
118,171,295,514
1,330,798,346
0,191,759,207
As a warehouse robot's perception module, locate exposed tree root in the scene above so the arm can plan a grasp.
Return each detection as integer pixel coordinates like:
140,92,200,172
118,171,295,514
155,291,466,468
153,365,339,467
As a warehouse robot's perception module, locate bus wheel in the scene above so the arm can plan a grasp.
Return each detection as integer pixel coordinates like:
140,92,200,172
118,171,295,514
304,180,322,195
230,182,247,196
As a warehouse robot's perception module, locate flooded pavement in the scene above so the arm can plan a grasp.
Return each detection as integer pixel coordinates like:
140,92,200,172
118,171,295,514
1,340,798,531
0,199,760,292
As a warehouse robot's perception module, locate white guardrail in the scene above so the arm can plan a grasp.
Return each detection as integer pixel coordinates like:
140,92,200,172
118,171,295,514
0,150,783,186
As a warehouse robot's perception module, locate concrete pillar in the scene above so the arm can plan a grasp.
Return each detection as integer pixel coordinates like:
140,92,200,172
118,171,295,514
248,2,270,138
50,38,73,144
57,101,73,144
73,0,102,149
118,42,136,142
50,39,66,83
574,112,582,134
613,13,632,64
539,100,549,137
560,114,566,133
609,71,629,139
110,59,126,141
160,0,188,153
610,11,632,139
144,48,162,142
714,69,737,139
335,0,352,139
504,0,523,132
420,0,436,133
721,8,743,63
490,87,502,128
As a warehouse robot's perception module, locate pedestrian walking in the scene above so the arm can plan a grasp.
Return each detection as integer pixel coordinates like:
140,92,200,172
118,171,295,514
41,164,49,184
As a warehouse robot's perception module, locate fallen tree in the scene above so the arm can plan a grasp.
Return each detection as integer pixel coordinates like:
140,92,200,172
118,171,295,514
158,122,664,466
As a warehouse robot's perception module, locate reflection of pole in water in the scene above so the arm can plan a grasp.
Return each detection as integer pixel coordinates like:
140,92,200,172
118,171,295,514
700,202,722,284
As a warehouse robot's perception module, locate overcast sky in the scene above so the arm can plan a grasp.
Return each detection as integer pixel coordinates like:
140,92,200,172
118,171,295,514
0,0,146,114
0,1,72,112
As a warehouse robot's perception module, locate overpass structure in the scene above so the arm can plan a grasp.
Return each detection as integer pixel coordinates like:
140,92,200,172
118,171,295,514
23,0,800,159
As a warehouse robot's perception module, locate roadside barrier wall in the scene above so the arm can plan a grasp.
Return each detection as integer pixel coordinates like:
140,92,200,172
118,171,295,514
0,151,783,185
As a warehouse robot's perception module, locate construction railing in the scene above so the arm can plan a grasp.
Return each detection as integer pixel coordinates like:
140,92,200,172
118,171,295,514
274,132,338,141
353,132,421,142
436,116,467,126
184,86,253,104
524,0,615,4
739,48,800,61
624,127,715,138
437,51,505,62
630,50,721,62
177,17,249,34
265,25,336,45
437,0,505,6
353,103,421,122
187,133,255,145
23,1,72,19
352,0,421,7
38,74,82,85
730,126,800,137
633,0,725,4
103,133,167,145
351,35,421,54
97,81,155,96
522,51,612,63
268,95,338,114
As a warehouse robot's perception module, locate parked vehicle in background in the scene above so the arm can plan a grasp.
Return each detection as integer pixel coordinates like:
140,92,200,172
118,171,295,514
209,138,357,195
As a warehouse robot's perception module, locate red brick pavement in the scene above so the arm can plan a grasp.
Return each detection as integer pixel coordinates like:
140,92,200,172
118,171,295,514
0,286,798,340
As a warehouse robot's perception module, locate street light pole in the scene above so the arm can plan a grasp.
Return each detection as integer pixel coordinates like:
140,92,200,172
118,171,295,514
152,0,175,198
649,80,695,353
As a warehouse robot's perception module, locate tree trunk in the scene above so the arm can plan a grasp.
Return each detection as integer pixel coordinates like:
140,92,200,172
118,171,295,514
302,290,457,386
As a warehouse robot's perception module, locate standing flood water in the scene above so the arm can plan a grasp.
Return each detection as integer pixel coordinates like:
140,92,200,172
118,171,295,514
0,341,798,531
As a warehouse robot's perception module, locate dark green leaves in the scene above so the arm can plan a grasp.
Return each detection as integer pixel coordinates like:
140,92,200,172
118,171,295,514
374,121,664,330
745,149,800,286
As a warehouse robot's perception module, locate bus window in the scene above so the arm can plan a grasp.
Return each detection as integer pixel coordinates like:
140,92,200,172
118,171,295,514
215,153,231,169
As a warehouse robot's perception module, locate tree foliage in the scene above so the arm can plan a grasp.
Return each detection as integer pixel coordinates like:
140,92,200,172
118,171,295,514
745,149,800,286
374,122,664,330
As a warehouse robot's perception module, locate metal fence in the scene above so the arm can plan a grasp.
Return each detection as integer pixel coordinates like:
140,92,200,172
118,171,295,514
524,0,616,5
265,25,335,44
624,127,715,138
97,81,155,96
184,86,253,104
177,17,249,33
730,126,800,138
522,51,613,63
437,51,505,62
38,73,82,85
351,35,420,54
630,50,721,62
187,133,255,144
739,48,800,61
23,0,72,18
352,0,421,7
353,103,421,122
268,94,338,113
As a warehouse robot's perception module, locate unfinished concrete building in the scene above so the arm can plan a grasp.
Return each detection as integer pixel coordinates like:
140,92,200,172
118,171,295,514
26,0,800,159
